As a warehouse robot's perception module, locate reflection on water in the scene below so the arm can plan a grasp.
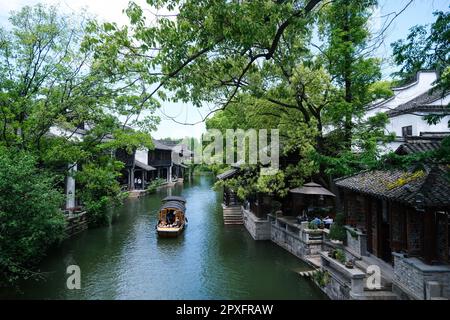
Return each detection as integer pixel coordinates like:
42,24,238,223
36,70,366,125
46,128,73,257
1,174,326,300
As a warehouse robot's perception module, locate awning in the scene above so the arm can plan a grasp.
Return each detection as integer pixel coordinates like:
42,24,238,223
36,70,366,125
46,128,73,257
135,160,156,171
290,182,335,197
162,196,186,203
216,168,238,180
160,201,186,212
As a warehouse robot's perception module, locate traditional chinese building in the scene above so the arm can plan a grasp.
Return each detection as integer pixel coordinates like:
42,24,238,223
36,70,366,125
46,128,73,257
115,148,156,191
364,70,450,153
147,139,192,183
335,140,450,300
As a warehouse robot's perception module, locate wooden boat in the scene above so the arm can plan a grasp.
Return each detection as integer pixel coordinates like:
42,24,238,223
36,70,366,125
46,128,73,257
156,196,187,237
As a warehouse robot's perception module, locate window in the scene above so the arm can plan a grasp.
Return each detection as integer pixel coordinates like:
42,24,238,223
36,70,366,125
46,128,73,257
402,125,412,137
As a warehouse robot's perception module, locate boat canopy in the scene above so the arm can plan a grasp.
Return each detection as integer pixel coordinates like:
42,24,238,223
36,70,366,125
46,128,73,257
162,196,186,203
160,201,186,212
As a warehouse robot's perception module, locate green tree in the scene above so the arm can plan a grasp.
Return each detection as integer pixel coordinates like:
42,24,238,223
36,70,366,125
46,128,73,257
319,0,383,147
87,0,324,110
0,147,66,284
190,0,392,198
91,0,393,198
0,5,159,225
391,9,449,87
76,159,125,227
313,0,395,177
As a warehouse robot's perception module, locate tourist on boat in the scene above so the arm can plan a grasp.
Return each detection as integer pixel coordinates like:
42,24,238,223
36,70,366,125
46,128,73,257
166,211,175,225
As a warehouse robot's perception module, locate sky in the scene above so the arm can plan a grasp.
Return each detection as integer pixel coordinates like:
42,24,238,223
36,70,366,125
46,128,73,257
0,0,448,139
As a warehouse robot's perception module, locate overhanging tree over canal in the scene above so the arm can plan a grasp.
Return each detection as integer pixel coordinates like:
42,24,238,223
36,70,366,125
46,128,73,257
0,4,160,282
98,0,394,195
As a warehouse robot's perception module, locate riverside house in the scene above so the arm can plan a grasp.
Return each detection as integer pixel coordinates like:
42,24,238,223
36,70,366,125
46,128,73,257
117,139,193,192
364,70,450,153
217,70,450,300
334,139,450,300
115,147,156,191
218,139,449,300
147,139,192,184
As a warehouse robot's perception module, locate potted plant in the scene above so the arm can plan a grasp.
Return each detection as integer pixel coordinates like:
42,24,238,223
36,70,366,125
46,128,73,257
308,221,318,230
335,249,346,264
345,260,354,269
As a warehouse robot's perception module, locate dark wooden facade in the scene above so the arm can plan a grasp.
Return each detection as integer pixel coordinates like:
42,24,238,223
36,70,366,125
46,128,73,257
248,193,275,218
116,148,155,190
341,189,449,264
147,141,189,182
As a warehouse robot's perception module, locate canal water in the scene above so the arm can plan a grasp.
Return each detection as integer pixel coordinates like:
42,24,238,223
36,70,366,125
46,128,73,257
1,174,326,299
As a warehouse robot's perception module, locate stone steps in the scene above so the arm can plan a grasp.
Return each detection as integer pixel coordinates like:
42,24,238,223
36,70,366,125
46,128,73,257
354,259,393,291
223,214,244,225
360,290,398,300
222,205,244,225
223,209,242,213
224,216,244,220
297,270,318,277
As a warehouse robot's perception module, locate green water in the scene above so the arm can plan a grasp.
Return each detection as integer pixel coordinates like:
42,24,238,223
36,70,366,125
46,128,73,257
1,174,326,299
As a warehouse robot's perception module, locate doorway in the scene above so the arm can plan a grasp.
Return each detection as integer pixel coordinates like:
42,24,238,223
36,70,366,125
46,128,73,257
379,200,392,263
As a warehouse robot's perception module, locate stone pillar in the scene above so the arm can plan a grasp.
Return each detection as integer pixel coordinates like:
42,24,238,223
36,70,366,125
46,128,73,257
350,275,366,299
168,165,172,182
129,168,135,191
66,163,77,210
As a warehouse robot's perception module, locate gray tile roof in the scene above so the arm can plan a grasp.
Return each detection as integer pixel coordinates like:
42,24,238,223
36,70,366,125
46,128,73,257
387,88,448,117
395,141,442,155
153,139,174,150
216,168,239,180
134,160,156,171
335,165,450,208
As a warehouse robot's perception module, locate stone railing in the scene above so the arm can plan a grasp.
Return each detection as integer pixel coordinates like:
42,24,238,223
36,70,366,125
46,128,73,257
320,251,366,300
268,215,326,258
345,225,368,258
393,252,450,300
242,207,271,240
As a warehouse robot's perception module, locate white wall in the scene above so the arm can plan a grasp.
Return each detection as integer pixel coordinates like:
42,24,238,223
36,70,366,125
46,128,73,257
49,126,84,141
135,148,148,164
386,111,449,138
381,140,404,154
365,71,438,119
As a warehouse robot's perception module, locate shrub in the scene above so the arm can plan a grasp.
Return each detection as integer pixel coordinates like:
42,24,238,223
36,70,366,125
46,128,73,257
329,212,346,242
76,160,124,227
308,221,318,230
0,148,66,283
313,270,330,287
147,178,166,193
335,249,346,264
